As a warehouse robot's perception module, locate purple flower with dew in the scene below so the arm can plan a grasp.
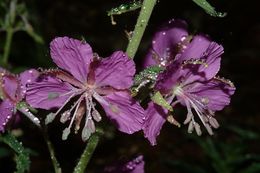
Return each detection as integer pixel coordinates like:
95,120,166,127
0,68,40,132
104,155,144,173
143,19,189,68
26,37,145,141
143,34,236,146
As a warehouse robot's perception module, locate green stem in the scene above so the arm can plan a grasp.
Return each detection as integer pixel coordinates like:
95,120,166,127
18,103,61,173
126,0,157,58
42,126,62,173
73,131,101,173
2,0,17,67
2,26,13,67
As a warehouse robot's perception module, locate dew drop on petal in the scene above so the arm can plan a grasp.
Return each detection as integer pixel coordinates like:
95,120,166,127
180,36,186,42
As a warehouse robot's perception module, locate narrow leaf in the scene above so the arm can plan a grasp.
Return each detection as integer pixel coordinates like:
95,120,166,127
192,0,226,17
151,91,173,111
0,132,30,173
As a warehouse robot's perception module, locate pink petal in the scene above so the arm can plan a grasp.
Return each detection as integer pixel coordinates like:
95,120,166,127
97,91,144,134
144,19,188,67
19,69,40,99
94,51,135,89
189,78,236,111
50,37,93,82
2,74,18,102
181,40,223,84
19,69,39,87
176,34,212,61
26,76,74,109
154,62,182,94
142,102,167,146
0,100,14,132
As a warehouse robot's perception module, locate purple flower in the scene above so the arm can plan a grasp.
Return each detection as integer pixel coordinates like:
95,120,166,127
143,19,189,68
0,68,39,132
26,37,145,141
104,155,145,173
143,34,236,145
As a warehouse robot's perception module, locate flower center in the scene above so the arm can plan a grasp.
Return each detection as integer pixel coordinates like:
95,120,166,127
171,84,219,136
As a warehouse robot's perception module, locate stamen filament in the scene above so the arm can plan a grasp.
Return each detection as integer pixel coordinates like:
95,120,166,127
53,92,81,117
67,96,84,129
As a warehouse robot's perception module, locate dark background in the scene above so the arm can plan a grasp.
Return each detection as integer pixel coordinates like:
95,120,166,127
1,0,260,172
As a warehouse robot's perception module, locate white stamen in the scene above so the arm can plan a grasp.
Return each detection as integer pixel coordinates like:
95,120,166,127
62,127,70,140
183,102,193,124
60,110,71,123
209,117,219,128
82,97,93,141
45,112,56,125
194,122,202,136
188,121,194,133
52,93,78,117
67,96,84,130
174,86,217,135
89,96,102,122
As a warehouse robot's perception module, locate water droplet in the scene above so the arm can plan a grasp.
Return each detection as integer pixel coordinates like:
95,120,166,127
180,36,186,42
33,117,40,124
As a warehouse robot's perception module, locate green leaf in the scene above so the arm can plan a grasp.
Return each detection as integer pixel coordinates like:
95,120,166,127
151,91,173,111
0,132,30,173
228,125,260,140
107,0,142,16
192,0,226,17
239,163,260,173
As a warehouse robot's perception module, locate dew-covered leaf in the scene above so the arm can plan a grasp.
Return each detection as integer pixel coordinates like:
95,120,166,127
0,132,30,173
151,91,173,111
192,0,226,17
